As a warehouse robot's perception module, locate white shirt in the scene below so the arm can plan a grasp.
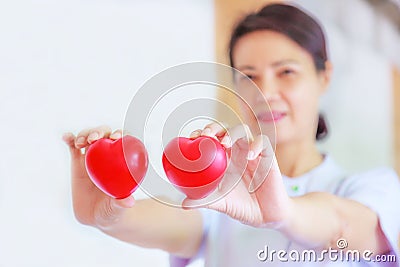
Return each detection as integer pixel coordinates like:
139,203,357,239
170,155,400,267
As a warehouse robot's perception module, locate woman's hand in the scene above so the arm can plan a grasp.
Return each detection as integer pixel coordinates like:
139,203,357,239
63,126,204,257
185,124,393,254
62,125,134,228
184,123,293,229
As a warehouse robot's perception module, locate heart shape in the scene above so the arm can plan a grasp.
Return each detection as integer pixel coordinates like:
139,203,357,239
162,136,228,199
85,136,148,199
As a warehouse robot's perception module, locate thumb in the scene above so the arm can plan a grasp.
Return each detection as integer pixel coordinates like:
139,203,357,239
62,132,82,159
96,196,135,228
111,195,135,209
181,197,205,209
182,196,226,214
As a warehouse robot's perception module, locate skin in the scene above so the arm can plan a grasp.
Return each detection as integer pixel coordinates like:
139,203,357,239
64,30,391,258
63,127,203,258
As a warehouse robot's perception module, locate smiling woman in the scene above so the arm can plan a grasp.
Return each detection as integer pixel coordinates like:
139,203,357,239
228,4,330,143
231,30,330,146
62,2,400,267
173,3,400,266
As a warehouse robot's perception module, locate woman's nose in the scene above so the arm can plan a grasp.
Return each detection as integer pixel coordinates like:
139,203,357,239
258,78,280,101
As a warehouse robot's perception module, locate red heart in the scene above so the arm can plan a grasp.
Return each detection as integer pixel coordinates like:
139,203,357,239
85,136,148,199
162,136,227,199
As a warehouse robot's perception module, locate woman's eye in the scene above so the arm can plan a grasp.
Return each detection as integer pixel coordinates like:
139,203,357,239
245,74,254,80
280,69,295,76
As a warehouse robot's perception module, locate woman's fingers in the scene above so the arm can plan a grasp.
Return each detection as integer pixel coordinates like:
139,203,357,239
62,132,76,149
110,129,123,140
201,122,227,138
195,123,253,149
247,135,275,193
189,123,253,150
190,129,202,139
111,196,136,209
247,134,269,160
189,122,226,139
62,132,82,159
190,122,228,145
181,189,227,210
75,125,112,148
221,124,253,148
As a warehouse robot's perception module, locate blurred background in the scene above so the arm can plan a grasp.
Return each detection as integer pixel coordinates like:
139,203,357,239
0,0,399,266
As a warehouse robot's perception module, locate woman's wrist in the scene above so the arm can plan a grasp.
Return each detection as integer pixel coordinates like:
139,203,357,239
94,199,130,231
259,196,295,230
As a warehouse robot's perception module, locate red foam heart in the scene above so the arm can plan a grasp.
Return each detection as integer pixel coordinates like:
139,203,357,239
162,136,227,199
85,136,148,199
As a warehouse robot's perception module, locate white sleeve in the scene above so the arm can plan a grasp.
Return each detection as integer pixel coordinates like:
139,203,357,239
169,208,214,267
336,167,400,263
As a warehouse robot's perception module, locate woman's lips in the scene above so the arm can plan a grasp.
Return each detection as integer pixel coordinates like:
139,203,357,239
256,111,287,123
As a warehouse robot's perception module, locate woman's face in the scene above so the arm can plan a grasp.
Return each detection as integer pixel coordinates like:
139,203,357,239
232,30,331,145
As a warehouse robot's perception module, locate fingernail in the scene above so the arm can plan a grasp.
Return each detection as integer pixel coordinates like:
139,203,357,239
247,151,255,160
88,132,99,140
111,132,122,139
190,131,199,138
221,137,231,148
203,128,211,135
76,137,85,144
62,133,69,142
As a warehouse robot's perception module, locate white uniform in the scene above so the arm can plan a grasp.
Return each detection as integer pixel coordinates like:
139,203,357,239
170,155,400,266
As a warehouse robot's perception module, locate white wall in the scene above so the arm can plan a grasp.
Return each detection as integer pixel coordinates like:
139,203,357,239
0,1,214,266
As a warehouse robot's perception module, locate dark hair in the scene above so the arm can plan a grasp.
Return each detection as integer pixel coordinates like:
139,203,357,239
229,3,329,140
316,114,328,140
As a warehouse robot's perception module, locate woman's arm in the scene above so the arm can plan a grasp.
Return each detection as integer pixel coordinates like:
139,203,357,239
97,198,203,258
185,123,391,256
64,126,203,258
283,192,390,254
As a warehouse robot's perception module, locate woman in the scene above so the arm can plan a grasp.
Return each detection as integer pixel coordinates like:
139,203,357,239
63,3,400,266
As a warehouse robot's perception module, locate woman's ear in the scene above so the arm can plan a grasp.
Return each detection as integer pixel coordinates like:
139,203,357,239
318,61,333,94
